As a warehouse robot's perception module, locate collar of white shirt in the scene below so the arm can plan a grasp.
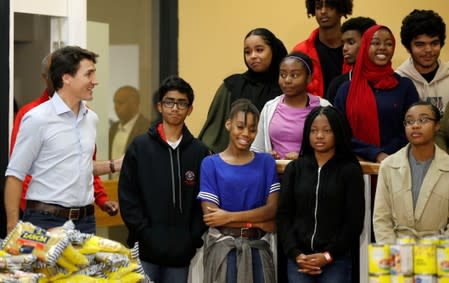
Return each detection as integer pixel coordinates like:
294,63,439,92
118,113,139,132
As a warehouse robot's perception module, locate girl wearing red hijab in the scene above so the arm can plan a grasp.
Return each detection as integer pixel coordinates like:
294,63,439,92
334,25,419,162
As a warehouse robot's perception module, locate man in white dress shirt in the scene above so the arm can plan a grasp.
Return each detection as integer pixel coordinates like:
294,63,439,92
4,46,100,234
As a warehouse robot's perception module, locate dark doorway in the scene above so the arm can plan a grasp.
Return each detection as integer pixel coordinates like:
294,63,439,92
159,0,178,81
0,0,10,238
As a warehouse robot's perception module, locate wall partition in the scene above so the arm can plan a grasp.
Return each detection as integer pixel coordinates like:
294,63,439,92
0,0,10,239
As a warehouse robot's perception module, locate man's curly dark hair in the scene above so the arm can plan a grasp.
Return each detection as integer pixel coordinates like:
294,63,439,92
306,0,353,18
400,9,446,50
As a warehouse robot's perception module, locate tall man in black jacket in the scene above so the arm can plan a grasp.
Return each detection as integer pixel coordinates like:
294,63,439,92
118,76,209,283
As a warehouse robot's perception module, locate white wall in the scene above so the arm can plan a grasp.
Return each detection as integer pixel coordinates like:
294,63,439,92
9,0,87,145
87,21,110,163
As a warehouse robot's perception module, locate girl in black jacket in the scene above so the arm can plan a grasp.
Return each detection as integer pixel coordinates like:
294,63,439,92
277,106,365,283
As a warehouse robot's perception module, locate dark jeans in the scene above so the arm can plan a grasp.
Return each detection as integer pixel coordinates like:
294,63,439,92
141,260,189,283
287,255,352,283
22,208,96,234
226,248,264,283
278,237,288,283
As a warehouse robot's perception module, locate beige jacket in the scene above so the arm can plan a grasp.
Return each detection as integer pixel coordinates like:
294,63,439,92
373,144,449,244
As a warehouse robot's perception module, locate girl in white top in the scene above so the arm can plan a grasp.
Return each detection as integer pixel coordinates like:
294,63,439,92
251,52,330,160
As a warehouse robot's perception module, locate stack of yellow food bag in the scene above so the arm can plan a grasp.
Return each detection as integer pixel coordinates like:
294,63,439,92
0,221,151,282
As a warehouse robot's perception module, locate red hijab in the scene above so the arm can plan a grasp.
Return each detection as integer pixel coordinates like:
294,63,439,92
346,25,398,146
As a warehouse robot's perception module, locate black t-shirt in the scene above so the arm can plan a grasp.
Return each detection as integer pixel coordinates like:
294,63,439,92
315,37,343,95
325,71,351,104
421,65,438,83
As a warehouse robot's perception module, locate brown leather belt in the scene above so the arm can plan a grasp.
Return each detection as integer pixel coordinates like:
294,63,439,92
26,200,94,220
218,227,266,239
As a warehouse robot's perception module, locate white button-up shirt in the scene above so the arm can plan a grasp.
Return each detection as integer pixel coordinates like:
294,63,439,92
6,93,98,207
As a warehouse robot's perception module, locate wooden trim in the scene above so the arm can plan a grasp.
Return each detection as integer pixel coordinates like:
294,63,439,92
95,179,123,228
96,160,380,228
359,161,380,175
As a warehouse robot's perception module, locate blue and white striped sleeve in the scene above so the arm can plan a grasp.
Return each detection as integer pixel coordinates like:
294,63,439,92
266,154,280,194
269,181,281,194
197,156,220,206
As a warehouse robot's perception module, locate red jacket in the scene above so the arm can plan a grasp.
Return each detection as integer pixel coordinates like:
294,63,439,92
10,89,109,210
292,28,351,97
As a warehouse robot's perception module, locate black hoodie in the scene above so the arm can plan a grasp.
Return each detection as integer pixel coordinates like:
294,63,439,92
118,122,209,267
277,154,365,260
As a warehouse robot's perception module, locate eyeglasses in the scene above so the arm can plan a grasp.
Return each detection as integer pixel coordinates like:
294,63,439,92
162,99,190,110
403,117,437,127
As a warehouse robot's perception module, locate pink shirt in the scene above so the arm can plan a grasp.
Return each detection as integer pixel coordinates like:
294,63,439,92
268,95,321,159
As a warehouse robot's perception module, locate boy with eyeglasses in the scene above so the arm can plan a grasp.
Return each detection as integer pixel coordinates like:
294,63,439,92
118,75,210,283
373,101,449,244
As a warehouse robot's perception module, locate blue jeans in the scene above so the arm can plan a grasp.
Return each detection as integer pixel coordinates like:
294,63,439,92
22,209,96,234
287,255,352,283
141,260,189,283
226,248,264,283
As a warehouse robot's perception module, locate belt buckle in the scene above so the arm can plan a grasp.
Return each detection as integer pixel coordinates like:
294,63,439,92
240,227,249,238
68,208,80,220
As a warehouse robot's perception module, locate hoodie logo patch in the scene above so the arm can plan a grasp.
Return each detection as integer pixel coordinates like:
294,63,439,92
184,170,196,186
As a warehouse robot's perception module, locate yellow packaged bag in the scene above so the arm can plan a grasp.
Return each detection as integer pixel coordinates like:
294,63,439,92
2,222,69,266
77,236,130,256
56,256,79,273
52,274,106,283
35,263,70,282
0,254,36,272
107,263,138,279
61,245,88,267
95,252,130,268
